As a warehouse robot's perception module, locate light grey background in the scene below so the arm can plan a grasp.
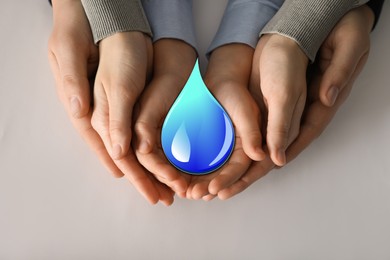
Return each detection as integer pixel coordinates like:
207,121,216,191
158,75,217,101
1,1,389,259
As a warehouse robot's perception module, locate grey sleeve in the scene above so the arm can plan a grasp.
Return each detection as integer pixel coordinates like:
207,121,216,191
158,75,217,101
261,0,369,61
207,0,284,56
81,0,152,43
141,0,198,51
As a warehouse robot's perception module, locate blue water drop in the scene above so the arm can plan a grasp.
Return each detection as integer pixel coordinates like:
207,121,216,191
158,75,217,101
161,59,235,175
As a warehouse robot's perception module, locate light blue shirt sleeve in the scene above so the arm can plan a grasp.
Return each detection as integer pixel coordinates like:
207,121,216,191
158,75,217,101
142,0,283,58
141,0,198,51
207,0,284,56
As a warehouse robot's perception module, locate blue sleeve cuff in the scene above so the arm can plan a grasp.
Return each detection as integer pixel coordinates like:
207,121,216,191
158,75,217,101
142,0,198,51
206,0,283,57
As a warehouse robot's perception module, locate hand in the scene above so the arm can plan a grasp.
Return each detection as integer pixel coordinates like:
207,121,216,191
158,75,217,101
48,1,174,205
254,34,308,167
133,39,197,196
286,4,374,161
91,32,177,205
48,0,123,177
91,31,152,161
186,43,266,200
216,5,375,200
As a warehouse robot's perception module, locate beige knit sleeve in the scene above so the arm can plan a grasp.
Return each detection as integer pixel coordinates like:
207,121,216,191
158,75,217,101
81,0,152,43
260,0,369,61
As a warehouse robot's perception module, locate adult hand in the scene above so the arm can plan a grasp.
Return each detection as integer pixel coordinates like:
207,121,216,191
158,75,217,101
217,5,375,200
48,0,123,177
286,4,374,161
48,0,174,205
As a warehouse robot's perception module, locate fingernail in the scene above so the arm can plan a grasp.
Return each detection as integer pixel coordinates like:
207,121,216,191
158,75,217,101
139,140,150,154
327,86,339,106
172,183,182,193
255,146,266,161
112,144,123,160
70,96,81,117
277,149,286,166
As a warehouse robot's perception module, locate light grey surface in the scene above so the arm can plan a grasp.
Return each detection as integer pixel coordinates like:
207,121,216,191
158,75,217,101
1,1,390,259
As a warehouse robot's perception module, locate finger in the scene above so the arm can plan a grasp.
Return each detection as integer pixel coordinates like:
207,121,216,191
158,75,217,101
71,112,124,178
154,180,175,206
54,47,91,118
134,126,189,194
287,54,368,163
208,145,251,195
319,39,366,107
265,96,296,166
287,91,307,146
202,194,217,201
91,83,113,155
234,96,266,162
115,153,161,205
107,83,136,160
217,157,274,200
205,44,265,161
190,180,211,200
92,97,162,205
136,149,189,194
134,77,190,193
134,103,160,155
177,191,187,199
258,35,308,166
49,52,124,178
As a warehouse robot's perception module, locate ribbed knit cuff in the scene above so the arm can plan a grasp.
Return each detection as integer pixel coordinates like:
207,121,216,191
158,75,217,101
261,0,357,62
207,0,283,57
142,0,198,51
81,0,152,43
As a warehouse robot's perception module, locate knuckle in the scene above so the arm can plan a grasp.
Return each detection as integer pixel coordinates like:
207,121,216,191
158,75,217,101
109,119,131,137
91,113,104,134
269,121,290,136
62,74,80,89
334,65,352,82
304,122,323,140
134,120,149,136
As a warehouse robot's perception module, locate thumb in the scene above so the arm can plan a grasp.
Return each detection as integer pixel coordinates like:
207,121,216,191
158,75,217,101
319,40,364,107
233,96,266,162
57,49,91,118
107,86,136,160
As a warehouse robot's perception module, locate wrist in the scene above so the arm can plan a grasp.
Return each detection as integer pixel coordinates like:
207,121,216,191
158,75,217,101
264,34,309,67
360,4,376,32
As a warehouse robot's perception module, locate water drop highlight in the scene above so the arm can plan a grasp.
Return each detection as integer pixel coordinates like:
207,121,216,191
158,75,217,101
161,59,235,175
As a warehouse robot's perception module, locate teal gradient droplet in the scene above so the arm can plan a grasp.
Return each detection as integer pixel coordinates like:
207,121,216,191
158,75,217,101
161,59,235,175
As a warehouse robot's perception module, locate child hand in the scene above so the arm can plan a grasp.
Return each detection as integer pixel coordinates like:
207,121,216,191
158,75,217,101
133,39,197,196
90,32,176,205
186,43,266,200
217,4,375,200
253,34,308,166
91,32,152,161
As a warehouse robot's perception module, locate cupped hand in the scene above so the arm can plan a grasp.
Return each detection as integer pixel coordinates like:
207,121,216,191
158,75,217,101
217,4,375,200
48,0,124,178
255,34,309,166
186,43,266,200
133,39,197,196
91,32,152,160
90,32,177,205
286,4,374,161
48,1,174,205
